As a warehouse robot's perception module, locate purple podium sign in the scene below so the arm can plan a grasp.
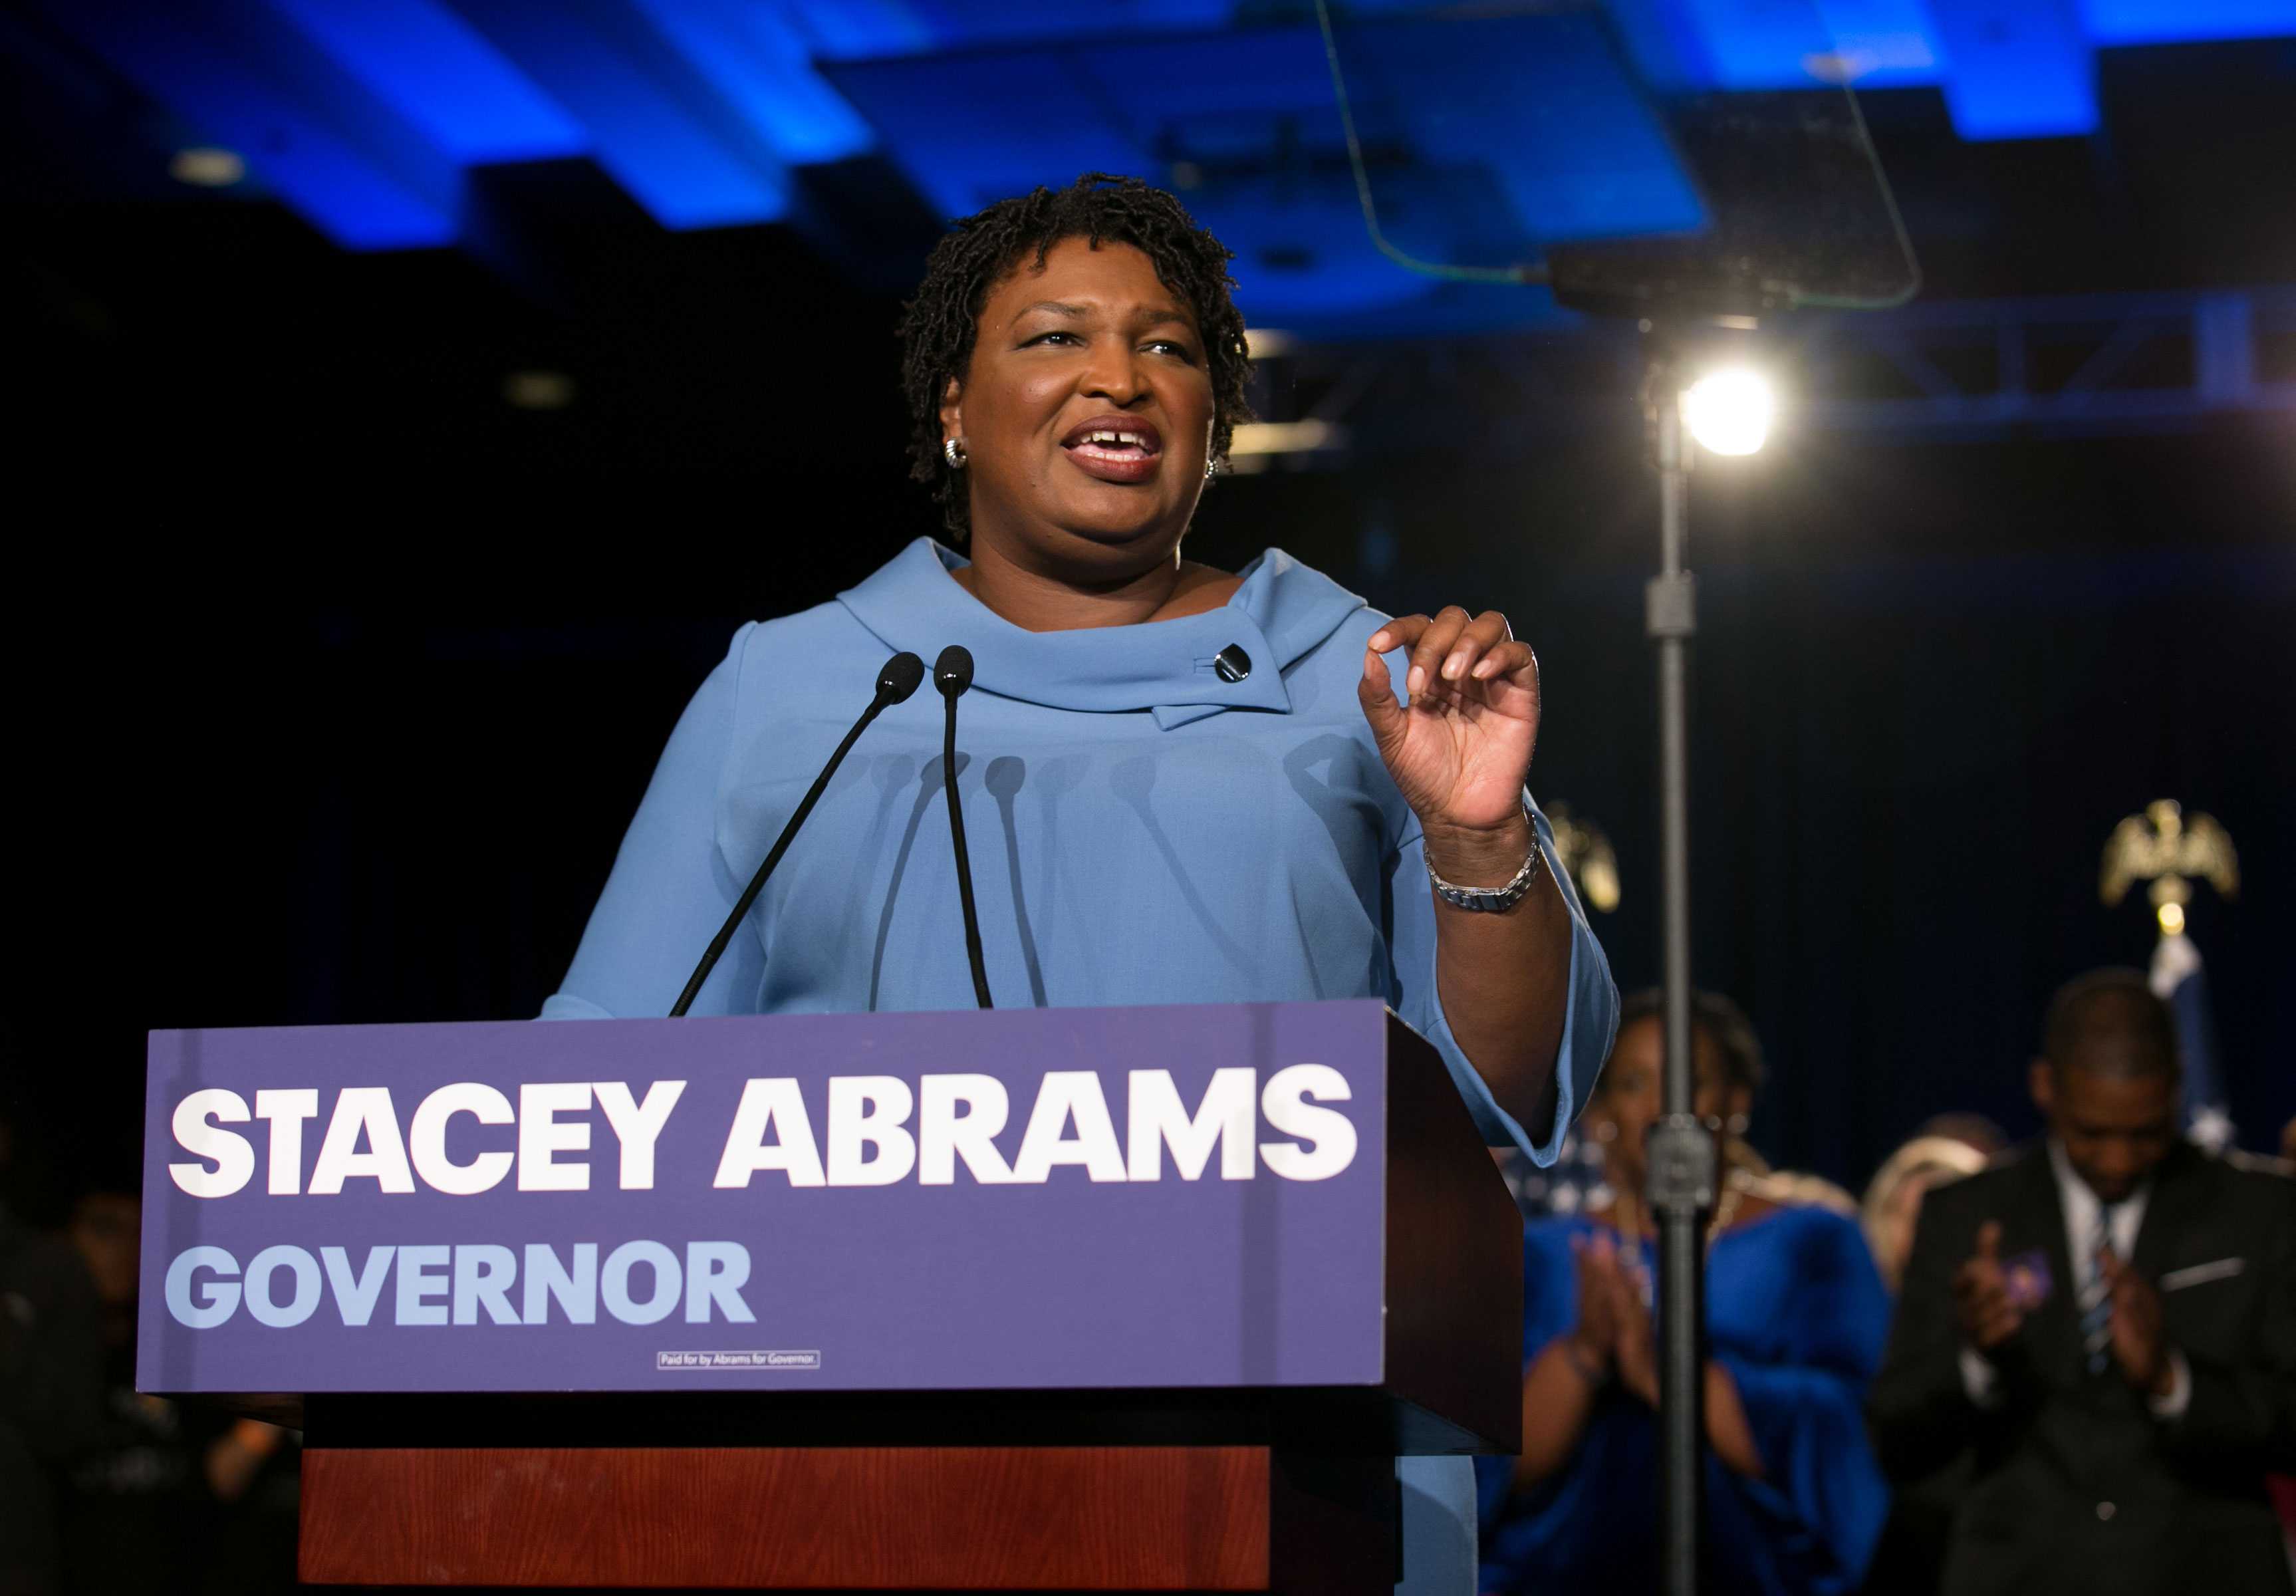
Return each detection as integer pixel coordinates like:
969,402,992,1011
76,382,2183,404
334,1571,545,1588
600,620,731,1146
138,1000,1509,1410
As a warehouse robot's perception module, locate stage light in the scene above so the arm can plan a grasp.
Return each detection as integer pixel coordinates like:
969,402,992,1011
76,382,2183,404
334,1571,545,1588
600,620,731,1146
1682,368,1774,456
1226,419,1345,456
170,147,245,188
503,370,576,410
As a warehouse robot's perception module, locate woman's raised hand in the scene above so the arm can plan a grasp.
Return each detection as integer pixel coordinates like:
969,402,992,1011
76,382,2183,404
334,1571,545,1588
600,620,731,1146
1357,607,1541,845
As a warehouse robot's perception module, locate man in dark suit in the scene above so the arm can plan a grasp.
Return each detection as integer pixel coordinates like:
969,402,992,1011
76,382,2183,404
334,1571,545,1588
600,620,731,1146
1868,968,2296,1596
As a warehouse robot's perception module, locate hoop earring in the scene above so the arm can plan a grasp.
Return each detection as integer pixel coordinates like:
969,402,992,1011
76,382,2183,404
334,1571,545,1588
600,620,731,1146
943,438,967,469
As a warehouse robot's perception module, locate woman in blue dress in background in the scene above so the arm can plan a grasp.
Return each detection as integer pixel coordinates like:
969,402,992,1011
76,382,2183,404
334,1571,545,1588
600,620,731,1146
1477,990,1891,1595
546,174,1618,1595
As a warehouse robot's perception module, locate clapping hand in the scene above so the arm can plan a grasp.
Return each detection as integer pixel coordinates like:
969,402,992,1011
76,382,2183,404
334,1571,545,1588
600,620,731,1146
1570,1229,1660,1405
1568,1231,1621,1381
1953,1220,2025,1353
2099,1247,2174,1396
1607,1246,1661,1406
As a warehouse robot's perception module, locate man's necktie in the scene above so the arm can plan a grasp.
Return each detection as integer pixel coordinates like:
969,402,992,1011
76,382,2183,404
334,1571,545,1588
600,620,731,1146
2079,1204,2117,1375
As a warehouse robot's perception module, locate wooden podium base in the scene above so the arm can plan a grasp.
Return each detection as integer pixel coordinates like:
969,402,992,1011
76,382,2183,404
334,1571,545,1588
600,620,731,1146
300,1444,1396,1592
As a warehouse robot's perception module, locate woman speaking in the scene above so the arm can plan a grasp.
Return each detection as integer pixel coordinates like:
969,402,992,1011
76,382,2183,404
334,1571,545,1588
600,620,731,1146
544,173,1618,1593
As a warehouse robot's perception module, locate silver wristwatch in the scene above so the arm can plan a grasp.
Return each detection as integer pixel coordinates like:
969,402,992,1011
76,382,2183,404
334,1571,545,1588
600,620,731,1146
1427,837,1547,914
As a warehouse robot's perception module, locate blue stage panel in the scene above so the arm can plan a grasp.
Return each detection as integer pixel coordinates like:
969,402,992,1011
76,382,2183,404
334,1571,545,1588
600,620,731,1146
1809,0,1946,84
1607,0,1946,90
1209,174,1491,315
1342,14,1706,243
776,0,937,62
1662,0,1854,86
825,17,1702,324
2079,0,2296,40
68,0,2295,265
448,0,789,230
890,0,1235,51
817,47,1140,222
626,0,873,164
1926,0,2101,138
47,0,451,249
263,0,586,164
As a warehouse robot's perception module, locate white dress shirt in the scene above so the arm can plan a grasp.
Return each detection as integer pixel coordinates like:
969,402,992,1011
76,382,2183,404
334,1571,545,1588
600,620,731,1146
1958,1139,2191,1416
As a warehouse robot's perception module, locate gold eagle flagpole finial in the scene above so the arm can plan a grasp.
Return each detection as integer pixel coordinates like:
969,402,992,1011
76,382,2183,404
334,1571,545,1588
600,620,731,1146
1543,803,1621,914
2100,799,2239,939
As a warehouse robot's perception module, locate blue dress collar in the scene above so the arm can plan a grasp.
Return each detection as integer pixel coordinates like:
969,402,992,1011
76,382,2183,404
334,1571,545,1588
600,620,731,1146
837,538,1368,728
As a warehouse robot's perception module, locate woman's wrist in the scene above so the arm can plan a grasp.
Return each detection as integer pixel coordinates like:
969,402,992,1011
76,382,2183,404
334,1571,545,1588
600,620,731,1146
1617,1359,1660,1406
1421,810,1537,888
1562,1332,1612,1385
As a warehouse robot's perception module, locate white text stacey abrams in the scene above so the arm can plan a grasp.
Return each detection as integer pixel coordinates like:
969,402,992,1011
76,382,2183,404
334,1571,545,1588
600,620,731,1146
159,1066,1361,1331
165,1065,1360,1198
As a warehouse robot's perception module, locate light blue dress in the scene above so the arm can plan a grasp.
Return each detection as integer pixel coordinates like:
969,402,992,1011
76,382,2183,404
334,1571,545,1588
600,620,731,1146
545,536,1620,1593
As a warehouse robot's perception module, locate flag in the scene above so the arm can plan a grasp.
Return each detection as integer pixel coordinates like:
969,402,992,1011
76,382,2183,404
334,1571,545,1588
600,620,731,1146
2150,931,2234,1152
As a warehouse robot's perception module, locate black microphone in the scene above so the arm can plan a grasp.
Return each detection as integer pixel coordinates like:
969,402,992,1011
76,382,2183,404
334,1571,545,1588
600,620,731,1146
670,651,926,1017
934,644,993,1009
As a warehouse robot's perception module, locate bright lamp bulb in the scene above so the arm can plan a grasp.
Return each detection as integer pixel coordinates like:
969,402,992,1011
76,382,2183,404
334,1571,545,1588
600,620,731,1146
170,146,245,188
1682,369,1773,457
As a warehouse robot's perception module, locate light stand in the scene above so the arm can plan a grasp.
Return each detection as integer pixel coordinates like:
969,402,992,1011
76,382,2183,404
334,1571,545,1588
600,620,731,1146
1642,328,1722,1596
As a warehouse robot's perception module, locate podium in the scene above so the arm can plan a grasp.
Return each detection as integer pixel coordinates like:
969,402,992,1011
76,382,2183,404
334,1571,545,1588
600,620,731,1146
138,1000,1522,1590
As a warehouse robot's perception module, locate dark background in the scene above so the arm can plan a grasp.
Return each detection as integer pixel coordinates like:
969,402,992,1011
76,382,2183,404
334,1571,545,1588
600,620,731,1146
5,65,2294,1218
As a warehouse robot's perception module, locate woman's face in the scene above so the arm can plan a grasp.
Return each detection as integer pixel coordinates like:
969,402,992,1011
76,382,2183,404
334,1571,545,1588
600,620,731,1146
1588,1015,1747,1185
940,237,1215,577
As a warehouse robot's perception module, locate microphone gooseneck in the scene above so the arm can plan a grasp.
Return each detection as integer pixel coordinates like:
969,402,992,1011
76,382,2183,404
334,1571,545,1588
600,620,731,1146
670,652,926,1017
934,644,993,1010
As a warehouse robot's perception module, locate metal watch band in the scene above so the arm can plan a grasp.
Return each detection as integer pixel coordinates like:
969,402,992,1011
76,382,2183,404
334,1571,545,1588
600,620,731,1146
1426,838,1545,913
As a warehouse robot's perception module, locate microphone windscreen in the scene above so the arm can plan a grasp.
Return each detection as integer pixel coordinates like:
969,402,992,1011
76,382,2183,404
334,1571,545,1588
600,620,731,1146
934,644,975,697
877,651,926,704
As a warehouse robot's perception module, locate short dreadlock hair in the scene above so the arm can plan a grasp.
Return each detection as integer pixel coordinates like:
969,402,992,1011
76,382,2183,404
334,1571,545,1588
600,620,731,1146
897,173,1255,539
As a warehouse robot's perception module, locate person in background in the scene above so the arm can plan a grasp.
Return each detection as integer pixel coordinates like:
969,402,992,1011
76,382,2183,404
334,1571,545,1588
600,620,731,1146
1862,1136,1993,1295
1476,989,1892,1595
1911,1113,2008,1161
0,1114,106,1596
56,1188,201,1595
192,1414,301,1596
48,1184,301,1595
1854,1130,1993,1596
1868,968,2296,1596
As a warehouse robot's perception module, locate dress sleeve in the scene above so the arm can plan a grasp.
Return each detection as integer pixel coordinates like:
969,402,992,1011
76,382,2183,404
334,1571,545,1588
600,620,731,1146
541,624,758,1021
1388,797,1618,1166
1714,1211,1894,1589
